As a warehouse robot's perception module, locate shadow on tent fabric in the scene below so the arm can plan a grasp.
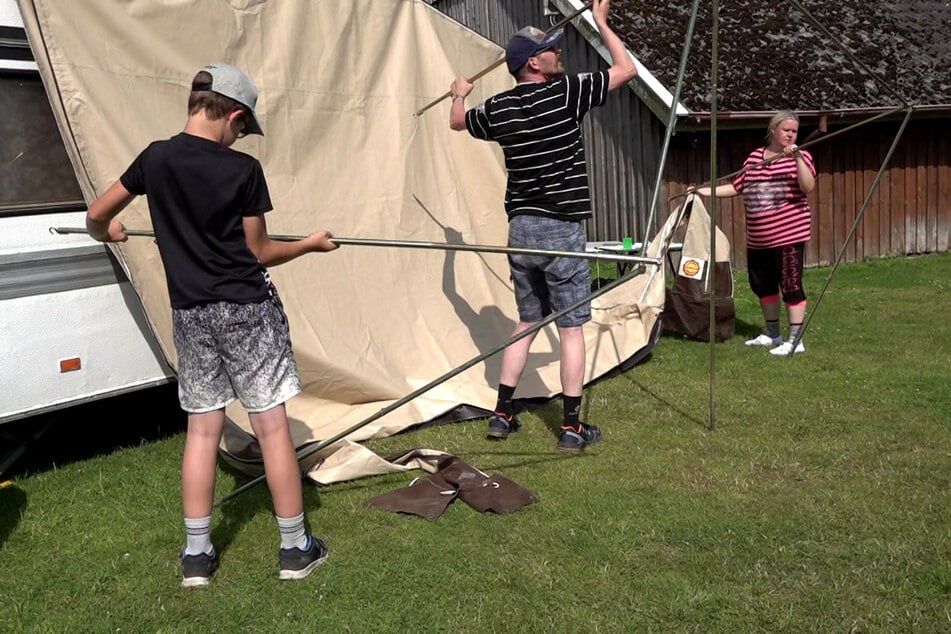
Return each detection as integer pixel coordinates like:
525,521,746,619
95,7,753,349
218,196,694,487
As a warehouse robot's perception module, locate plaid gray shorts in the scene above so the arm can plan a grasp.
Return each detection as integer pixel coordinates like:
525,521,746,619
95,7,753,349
172,297,301,413
507,215,591,328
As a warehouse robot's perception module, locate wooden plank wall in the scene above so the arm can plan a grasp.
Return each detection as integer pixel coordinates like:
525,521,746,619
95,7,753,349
661,119,951,270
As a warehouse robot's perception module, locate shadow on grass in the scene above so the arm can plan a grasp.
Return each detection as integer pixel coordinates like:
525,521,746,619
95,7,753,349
617,367,708,430
468,449,596,474
1,382,186,480
0,484,26,549
213,461,325,557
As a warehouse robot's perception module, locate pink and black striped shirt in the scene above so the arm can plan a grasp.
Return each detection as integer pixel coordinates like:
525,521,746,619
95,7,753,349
732,147,815,249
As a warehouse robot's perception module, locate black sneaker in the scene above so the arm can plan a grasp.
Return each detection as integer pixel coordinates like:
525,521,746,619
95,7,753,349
279,534,328,580
180,549,218,588
486,412,521,439
557,423,603,451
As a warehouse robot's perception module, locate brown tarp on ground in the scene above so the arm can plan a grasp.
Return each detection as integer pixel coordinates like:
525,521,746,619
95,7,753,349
19,0,668,483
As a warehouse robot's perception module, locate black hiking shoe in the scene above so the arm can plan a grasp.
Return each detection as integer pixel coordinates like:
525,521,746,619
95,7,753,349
487,412,521,439
557,423,603,451
181,549,219,588
279,534,328,580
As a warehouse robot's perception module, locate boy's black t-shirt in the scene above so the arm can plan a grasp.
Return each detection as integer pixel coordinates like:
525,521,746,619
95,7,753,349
120,133,273,309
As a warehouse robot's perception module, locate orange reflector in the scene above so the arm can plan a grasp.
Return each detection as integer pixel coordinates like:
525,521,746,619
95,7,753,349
59,357,82,373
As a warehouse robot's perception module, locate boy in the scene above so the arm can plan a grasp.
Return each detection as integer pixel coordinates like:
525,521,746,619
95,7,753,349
86,62,337,587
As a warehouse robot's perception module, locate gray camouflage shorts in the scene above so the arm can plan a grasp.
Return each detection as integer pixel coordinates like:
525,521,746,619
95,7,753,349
507,215,591,328
172,297,301,413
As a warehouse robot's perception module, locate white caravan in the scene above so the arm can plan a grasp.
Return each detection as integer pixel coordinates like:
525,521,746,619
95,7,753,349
0,0,174,426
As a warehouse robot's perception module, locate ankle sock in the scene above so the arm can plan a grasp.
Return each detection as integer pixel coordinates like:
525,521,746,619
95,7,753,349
277,513,309,551
563,395,582,430
765,320,781,339
495,384,516,418
788,322,803,343
184,515,214,556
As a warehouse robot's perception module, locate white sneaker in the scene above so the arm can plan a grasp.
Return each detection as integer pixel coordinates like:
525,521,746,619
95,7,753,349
745,334,784,347
769,341,805,356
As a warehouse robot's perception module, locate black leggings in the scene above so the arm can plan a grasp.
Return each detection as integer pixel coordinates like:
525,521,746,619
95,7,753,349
747,243,807,304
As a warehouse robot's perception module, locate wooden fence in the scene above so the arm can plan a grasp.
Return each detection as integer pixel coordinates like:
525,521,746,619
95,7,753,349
661,119,951,270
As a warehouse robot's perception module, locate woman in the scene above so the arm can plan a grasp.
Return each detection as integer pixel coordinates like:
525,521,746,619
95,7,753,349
697,111,816,355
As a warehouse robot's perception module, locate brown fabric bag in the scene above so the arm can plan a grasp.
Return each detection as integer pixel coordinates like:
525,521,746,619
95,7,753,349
438,456,538,514
664,261,736,342
365,473,457,521
455,473,538,514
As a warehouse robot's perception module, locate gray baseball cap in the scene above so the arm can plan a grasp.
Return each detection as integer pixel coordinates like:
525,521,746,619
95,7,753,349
193,62,264,136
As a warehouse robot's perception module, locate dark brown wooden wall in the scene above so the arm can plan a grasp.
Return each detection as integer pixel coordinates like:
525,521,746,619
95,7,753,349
662,119,951,270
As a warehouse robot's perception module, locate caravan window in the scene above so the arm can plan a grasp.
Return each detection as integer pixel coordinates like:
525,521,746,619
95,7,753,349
0,25,85,218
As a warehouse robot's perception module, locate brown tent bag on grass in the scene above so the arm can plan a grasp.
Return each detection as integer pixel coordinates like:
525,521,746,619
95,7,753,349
662,196,736,342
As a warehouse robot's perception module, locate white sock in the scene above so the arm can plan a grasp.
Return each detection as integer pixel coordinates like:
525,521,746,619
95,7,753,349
184,515,214,556
276,513,308,550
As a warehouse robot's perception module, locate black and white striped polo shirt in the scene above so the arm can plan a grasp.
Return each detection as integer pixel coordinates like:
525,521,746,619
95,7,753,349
465,71,609,222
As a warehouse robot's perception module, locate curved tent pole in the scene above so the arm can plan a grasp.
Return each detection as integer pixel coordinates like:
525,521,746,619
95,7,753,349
213,265,647,507
640,0,702,250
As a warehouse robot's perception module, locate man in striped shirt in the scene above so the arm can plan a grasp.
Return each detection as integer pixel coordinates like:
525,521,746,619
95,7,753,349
449,0,637,450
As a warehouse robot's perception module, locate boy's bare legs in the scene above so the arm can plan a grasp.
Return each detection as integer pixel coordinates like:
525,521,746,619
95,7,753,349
247,403,303,518
182,409,226,517
250,403,329,579
180,409,225,587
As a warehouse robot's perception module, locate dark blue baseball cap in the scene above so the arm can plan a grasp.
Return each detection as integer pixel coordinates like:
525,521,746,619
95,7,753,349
505,26,564,75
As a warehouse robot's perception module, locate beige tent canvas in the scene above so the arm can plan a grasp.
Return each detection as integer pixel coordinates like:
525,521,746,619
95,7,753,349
20,0,670,484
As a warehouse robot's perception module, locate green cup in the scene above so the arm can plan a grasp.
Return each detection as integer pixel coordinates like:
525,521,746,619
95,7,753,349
622,237,633,250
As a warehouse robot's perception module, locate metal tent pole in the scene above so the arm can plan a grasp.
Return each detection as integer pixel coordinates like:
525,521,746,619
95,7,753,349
49,227,662,267
707,0,721,432
786,106,915,356
213,266,645,507
640,0,702,248
413,2,594,117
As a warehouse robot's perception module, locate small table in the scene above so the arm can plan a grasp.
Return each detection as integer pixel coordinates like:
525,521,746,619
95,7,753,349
586,241,683,276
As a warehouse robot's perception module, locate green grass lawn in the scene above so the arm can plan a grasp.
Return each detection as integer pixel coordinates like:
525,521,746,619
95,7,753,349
1,253,949,632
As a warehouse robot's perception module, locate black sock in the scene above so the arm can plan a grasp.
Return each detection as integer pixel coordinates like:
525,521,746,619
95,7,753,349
495,384,516,417
563,395,582,430
765,320,781,339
